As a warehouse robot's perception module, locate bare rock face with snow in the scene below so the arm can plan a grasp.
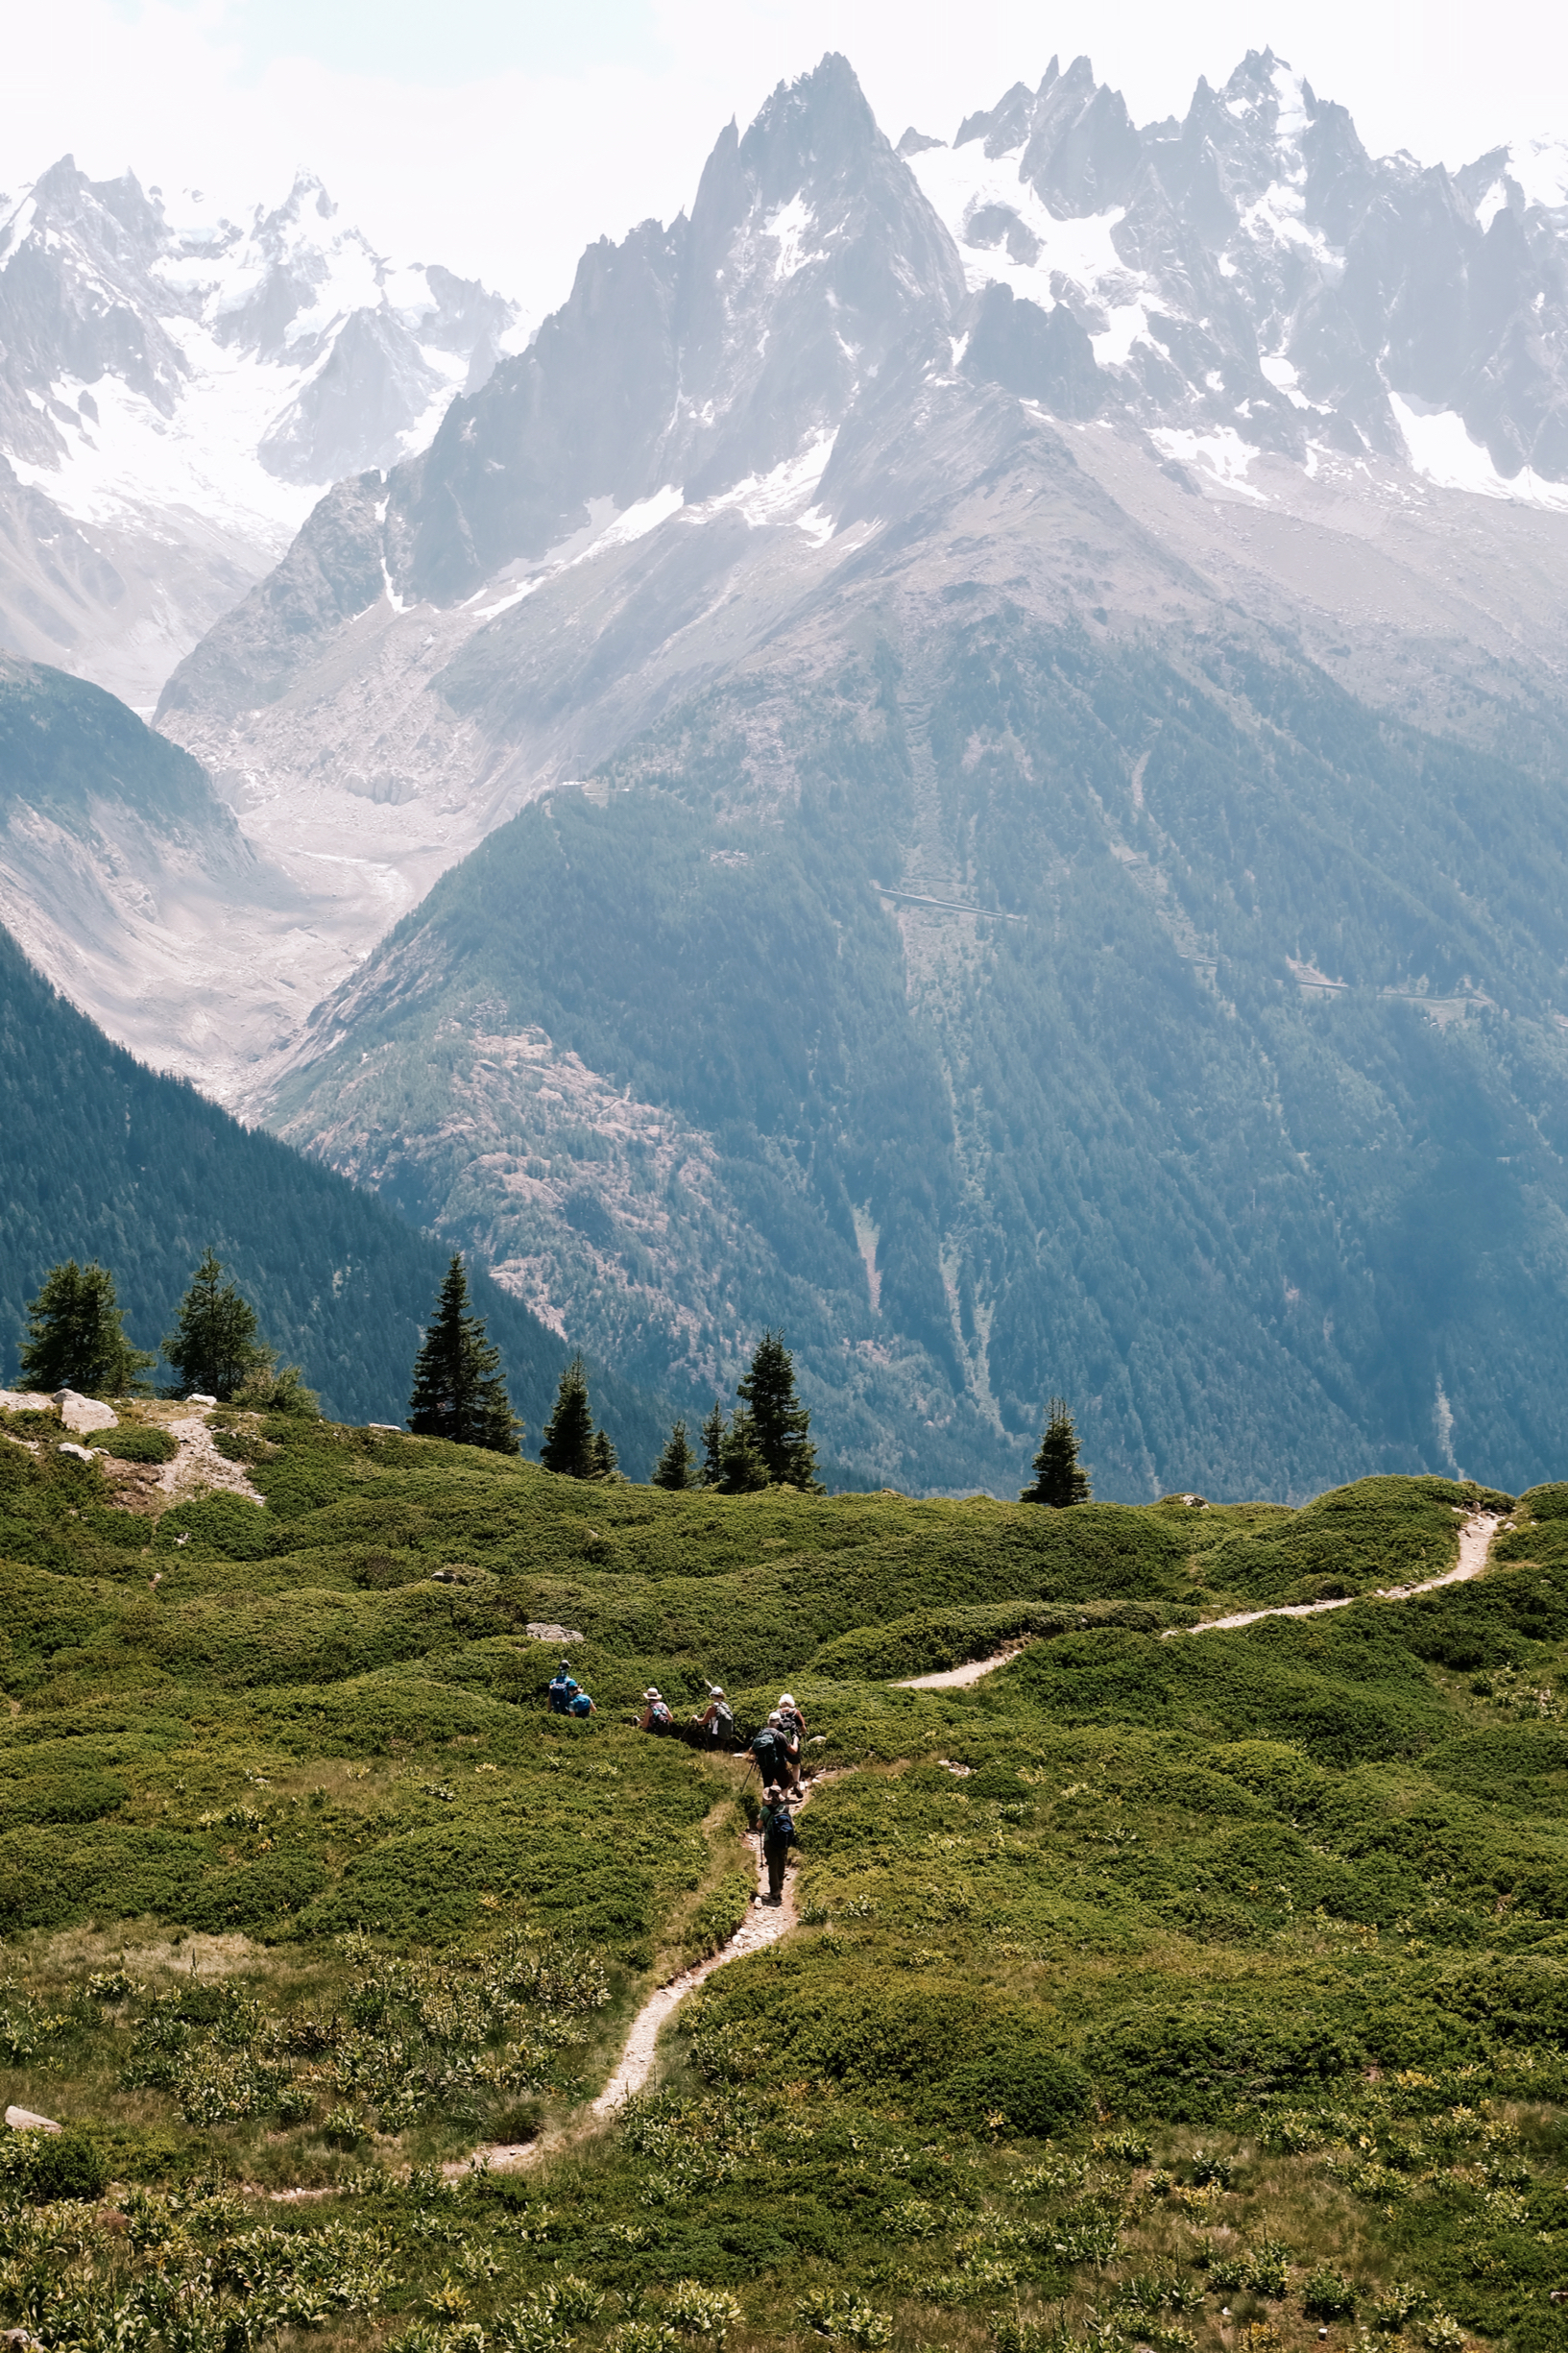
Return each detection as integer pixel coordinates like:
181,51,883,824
0,158,516,706
136,48,1568,1118
914,48,1568,489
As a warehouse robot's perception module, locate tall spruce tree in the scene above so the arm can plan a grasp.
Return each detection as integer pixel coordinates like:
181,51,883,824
540,1355,596,1478
18,1259,154,1396
407,1254,520,1452
699,1398,726,1488
1021,1396,1092,1507
652,1419,696,1491
736,1329,820,1489
163,1249,272,1400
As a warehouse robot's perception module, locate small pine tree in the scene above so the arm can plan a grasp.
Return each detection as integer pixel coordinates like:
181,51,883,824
540,1354,596,1478
736,1328,820,1489
699,1397,726,1488
716,1409,769,1493
589,1426,619,1481
407,1254,520,1452
162,1249,273,1400
1021,1395,1092,1507
18,1260,155,1396
652,1419,696,1491
235,1361,320,1418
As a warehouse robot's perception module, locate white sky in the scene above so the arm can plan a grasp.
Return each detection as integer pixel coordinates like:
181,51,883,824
1,0,1564,324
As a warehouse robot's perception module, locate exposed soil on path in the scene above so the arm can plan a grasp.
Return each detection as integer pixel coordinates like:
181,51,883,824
888,1514,1508,1688
154,1414,265,1509
443,1775,824,2180
893,1642,1032,1690
1165,1510,1506,1637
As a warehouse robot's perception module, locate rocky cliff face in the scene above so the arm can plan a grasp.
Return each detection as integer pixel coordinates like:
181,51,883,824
910,48,1568,485
0,158,516,706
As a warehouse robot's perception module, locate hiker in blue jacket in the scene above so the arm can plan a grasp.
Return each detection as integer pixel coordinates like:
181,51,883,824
758,1783,797,1904
547,1662,576,1714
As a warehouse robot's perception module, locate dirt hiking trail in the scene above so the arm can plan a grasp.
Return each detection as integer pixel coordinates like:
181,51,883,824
1165,1509,1507,1637
894,1644,1031,1690
445,1772,821,2179
891,1510,1508,1691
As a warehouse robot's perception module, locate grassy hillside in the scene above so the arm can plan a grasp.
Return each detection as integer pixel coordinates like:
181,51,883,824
0,922,661,1460
1,1413,1564,2353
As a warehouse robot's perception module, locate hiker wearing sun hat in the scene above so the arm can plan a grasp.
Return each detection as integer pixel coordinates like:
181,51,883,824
639,1686,675,1734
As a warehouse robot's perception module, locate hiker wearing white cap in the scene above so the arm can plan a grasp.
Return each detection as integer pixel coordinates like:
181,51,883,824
698,1686,735,1744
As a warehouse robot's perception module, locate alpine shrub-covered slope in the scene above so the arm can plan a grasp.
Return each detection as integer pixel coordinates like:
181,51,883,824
0,919,658,1456
0,1431,1564,2353
269,617,1568,1500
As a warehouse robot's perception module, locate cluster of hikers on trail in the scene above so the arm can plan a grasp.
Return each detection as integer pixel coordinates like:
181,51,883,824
544,1663,805,1906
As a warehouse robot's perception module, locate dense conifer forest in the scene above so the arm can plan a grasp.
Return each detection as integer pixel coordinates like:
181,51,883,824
0,925,658,1457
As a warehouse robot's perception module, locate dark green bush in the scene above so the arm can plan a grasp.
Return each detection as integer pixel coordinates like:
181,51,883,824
934,2049,1092,2139
90,1424,178,1465
211,1426,267,1465
0,2125,109,2202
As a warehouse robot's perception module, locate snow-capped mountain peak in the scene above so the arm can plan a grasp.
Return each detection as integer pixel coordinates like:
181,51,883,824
0,154,519,701
901,45,1568,501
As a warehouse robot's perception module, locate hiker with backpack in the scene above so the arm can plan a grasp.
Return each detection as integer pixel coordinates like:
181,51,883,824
567,1685,596,1719
547,1662,576,1714
639,1686,675,1734
751,1710,791,1785
758,1783,797,1905
697,1686,735,1745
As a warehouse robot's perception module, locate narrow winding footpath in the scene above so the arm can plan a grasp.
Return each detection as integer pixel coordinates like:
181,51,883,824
891,1510,1508,1691
1166,1509,1506,1637
446,1775,820,2178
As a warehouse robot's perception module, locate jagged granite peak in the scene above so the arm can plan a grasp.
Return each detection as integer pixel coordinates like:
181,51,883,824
0,153,518,703
155,41,1568,745
905,43,1568,486
29,45,1568,1501
375,51,964,605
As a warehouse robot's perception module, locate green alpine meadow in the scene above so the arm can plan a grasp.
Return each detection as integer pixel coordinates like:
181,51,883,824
2,1395,1566,2353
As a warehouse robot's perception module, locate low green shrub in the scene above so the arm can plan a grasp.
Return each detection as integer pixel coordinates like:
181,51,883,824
795,2290,891,2347
664,2282,741,2342
90,1424,178,1464
0,2124,109,2202
1203,2238,1291,2297
1301,2267,1358,2319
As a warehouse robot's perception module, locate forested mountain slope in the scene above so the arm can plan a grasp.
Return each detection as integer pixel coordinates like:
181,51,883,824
0,920,657,1455
269,605,1568,1501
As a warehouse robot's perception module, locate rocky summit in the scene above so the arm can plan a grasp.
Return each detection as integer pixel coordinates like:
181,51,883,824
0,157,517,706
4,48,1568,1499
